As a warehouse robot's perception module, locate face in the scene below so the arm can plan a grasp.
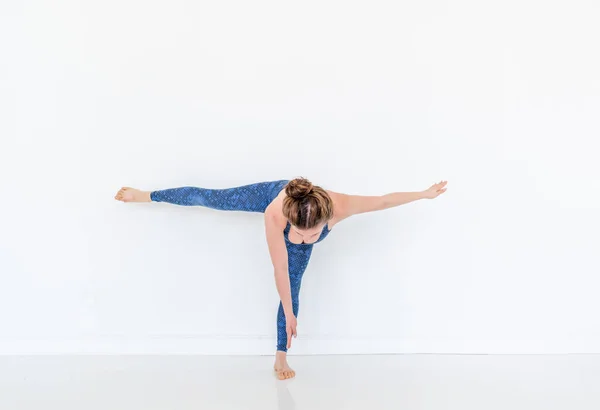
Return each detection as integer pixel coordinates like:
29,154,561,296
291,223,328,244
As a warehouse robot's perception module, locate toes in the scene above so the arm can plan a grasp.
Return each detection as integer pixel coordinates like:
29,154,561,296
275,367,295,380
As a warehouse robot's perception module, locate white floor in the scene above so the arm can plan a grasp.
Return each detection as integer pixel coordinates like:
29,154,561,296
1,355,599,410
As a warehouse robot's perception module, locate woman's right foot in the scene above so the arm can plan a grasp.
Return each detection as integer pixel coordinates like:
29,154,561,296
114,187,151,203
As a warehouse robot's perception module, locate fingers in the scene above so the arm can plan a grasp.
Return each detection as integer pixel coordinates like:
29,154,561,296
433,180,448,192
286,323,298,349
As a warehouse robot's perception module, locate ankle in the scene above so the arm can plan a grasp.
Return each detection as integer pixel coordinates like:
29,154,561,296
275,351,287,361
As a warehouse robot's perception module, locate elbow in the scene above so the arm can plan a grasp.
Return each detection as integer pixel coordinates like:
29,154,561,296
377,195,390,211
274,265,288,276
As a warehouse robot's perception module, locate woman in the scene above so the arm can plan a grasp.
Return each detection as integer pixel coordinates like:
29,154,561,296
115,177,447,379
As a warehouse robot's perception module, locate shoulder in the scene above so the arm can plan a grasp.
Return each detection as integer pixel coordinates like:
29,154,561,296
326,190,351,228
326,190,348,212
265,192,288,230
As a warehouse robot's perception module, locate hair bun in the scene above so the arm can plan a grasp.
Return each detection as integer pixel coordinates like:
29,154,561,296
285,177,314,200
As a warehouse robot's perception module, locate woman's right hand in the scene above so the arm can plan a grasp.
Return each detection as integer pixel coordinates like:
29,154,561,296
285,313,297,349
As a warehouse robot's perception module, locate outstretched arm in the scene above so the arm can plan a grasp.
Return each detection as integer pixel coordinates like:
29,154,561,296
333,180,447,221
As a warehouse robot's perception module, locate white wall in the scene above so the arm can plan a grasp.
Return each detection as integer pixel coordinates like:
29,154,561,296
1,0,599,355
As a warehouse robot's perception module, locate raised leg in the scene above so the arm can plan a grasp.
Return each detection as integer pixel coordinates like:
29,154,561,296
145,180,288,212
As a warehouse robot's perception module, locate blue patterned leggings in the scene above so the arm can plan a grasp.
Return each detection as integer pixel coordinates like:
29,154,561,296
150,180,310,352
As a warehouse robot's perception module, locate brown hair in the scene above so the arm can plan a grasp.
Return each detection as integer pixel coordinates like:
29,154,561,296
282,177,334,229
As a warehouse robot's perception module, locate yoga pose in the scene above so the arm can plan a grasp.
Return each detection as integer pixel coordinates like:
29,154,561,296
114,177,447,379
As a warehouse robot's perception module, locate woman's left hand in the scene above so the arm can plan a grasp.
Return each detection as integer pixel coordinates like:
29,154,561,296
422,180,448,199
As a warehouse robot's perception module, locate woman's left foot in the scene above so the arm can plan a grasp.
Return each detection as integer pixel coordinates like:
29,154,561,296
274,352,296,380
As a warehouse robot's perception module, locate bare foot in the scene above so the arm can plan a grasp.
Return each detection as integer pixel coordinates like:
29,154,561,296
114,187,151,203
274,351,296,380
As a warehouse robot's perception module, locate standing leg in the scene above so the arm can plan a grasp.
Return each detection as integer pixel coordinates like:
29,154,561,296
274,243,313,380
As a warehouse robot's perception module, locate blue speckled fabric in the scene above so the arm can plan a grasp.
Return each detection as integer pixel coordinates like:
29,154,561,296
150,180,332,351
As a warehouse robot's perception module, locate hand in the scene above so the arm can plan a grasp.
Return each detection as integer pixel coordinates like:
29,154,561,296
422,180,448,199
285,313,297,349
